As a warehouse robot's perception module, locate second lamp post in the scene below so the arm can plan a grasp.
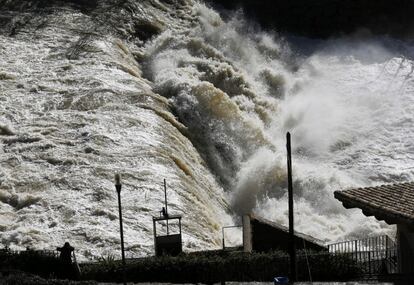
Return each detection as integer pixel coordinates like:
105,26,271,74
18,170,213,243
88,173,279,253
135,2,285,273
115,173,126,285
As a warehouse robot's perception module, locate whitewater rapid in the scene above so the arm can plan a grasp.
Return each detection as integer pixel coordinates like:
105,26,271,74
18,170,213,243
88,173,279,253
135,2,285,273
0,0,235,260
143,4,414,242
0,0,413,260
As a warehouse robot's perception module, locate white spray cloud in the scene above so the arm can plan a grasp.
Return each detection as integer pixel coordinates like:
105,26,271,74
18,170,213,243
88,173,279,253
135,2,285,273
141,2,414,244
190,4,414,241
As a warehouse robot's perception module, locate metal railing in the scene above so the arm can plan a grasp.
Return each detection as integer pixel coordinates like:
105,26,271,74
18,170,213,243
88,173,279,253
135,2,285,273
222,225,242,250
328,235,399,276
0,247,59,257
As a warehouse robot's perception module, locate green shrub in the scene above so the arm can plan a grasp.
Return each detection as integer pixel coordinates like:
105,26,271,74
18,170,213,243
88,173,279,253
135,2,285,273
1,248,362,283
296,251,363,281
81,250,290,283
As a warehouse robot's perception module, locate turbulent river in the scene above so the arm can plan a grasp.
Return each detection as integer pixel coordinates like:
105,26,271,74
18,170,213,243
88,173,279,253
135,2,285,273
0,0,413,260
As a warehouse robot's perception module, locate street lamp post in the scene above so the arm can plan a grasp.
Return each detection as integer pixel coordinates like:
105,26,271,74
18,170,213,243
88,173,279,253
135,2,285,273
115,174,126,285
286,132,297,282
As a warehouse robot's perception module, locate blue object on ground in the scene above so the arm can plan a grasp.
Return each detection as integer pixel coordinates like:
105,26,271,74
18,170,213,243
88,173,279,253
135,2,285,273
274,276,289,284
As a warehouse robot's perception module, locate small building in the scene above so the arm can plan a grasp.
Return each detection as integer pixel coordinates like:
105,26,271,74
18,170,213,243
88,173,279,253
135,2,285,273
153,214,182,256
334,182,414,274
242,214,327,252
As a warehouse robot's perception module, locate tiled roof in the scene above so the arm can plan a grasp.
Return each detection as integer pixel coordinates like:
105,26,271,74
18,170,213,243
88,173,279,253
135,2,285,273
250,214,326,248
334,182,414,226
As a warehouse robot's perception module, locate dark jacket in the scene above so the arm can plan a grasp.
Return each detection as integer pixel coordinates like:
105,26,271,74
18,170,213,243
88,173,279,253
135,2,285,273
57,242,74,264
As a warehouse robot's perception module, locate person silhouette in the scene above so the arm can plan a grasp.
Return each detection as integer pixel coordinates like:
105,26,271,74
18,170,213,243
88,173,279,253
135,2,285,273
57,242,77,279
57,242,74,264
161,207,168,218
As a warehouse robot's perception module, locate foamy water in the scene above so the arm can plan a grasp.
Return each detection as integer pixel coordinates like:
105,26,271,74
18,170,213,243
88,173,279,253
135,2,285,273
0,1,233,260
0,0,413,260
144,3,414,242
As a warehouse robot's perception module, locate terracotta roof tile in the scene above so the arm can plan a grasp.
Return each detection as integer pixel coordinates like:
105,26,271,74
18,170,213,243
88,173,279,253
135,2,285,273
334,182,414,226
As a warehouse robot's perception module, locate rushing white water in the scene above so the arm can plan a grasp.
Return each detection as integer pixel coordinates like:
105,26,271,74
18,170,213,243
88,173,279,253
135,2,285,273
143,3,414,242
0,0,235,260
0,0,413,260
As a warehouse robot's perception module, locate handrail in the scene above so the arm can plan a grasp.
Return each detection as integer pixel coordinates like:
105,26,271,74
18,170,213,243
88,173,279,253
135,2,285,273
327,235,396,253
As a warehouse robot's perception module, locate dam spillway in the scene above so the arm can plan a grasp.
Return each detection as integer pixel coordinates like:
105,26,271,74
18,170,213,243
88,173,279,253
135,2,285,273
0,0,413,260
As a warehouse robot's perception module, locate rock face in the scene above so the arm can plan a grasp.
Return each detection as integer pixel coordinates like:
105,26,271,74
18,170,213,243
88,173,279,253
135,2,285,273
206,0,414,38
0,0,234,259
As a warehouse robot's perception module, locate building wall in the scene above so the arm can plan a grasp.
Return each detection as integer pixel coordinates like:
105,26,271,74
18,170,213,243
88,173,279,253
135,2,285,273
397,224,414,274
248,218,326,252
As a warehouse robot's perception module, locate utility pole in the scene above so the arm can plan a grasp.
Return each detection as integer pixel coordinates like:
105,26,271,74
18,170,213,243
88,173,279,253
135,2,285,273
115,173,126,285
286,132,297,282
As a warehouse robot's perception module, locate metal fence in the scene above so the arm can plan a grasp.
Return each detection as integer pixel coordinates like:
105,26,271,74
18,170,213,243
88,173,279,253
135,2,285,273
1,248,58,256
222,225,243,250
328,235,399,277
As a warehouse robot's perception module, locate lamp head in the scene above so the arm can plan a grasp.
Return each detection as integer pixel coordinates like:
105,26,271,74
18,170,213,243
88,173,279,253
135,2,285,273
115,173,122,193
115,173,121,185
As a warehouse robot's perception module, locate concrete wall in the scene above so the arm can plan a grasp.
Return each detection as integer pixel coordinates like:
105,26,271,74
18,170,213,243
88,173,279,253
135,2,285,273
242,215,252,253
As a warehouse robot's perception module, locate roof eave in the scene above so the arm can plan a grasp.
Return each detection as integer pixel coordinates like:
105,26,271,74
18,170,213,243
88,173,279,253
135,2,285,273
334,190,414,227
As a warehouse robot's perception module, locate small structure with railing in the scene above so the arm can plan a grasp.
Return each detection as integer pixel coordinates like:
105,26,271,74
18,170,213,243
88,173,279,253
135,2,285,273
152,179,183,257
153,214,183,256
